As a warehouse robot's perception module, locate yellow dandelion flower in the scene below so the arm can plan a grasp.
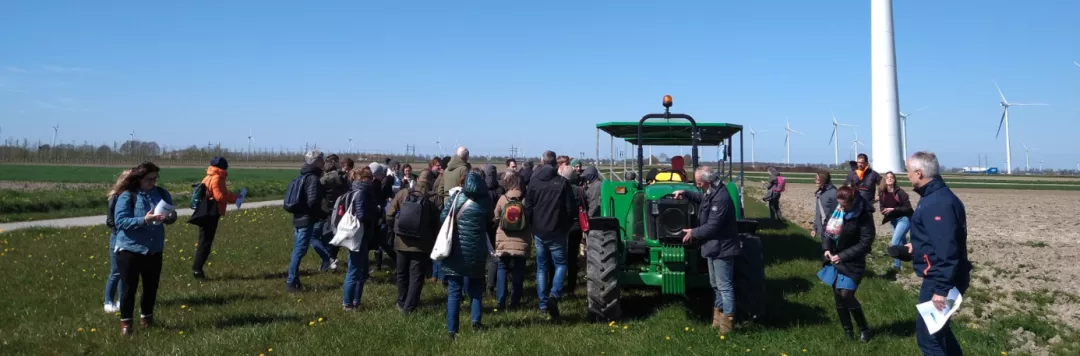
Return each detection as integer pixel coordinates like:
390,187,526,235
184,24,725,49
260,354,266,356
746,349,751,353
90,255,95,259
623,325,628,330
77,327,84,332
178,331,184,335
803,349,807,352
318,317,324,322
665,336,671,340
309,321,315,326
268,348,273,352
684,327,690,332
181,305,187,309
608,321,615,326
494,309,498,312
720,335,726,340
1002,353,1007,356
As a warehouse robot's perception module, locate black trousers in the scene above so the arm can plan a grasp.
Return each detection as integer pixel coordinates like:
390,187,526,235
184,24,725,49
117,251,163,320
192,216,220,273
565,226,583,294
767,198,783,220
395,251,428,312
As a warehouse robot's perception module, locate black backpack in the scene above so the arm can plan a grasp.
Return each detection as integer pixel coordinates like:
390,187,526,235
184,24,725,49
283,173,312,214
394,189,430,238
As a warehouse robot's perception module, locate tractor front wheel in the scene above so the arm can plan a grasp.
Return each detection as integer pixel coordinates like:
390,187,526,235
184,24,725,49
586,222,622,322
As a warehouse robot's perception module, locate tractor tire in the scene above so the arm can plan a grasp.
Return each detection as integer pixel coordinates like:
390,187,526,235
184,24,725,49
587,225,622,322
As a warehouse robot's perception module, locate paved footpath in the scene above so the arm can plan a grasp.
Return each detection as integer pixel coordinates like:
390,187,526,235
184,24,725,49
0,200,284,233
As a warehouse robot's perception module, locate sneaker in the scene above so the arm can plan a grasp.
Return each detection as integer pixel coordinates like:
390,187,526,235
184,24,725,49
448,331,456,340
193,271,207,280
329,259,339,271
343,304,358,312
319,259,331,272
286,283,302,293
104,303,119,314
471,321,484,330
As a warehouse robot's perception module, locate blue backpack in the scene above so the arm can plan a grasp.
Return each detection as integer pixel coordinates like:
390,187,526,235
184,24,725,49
283,173,312,214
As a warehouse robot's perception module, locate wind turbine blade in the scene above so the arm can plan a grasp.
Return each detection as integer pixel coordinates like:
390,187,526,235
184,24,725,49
1023,143,1028,150
910,105,930,115
1009,103,1048,106
995,110,1006,139
838,123,858,127
994,80,1008,104
832,111,838,125
1075,61,1080,68
828,127,836,145
792,129,804,135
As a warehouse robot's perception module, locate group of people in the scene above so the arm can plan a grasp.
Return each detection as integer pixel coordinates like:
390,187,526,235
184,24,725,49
100,146,604,339
98,146,971,355
806,152,971,356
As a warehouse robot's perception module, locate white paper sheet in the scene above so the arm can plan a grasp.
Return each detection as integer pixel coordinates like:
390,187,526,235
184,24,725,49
152,200,174,225
916,287,963,335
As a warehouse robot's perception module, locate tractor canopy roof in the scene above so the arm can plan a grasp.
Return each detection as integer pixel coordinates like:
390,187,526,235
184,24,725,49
596,121,743,146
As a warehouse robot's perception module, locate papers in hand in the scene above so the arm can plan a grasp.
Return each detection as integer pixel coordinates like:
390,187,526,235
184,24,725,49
916,288,963,335
236,188,248,209
152,200,174,225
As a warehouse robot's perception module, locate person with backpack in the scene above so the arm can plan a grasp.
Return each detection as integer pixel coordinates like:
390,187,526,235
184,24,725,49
341,166,380,311
112,162,177,336
483,164,503,294
492,171,530,310
284,150,327,293
369,162,396,272
190,157,238,280
102,168,133,314
761,166,785,221
440,171,494,338
318,154,349,272
385,169,440,313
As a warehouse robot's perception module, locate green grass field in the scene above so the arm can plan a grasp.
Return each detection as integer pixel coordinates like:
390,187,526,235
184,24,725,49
0,165,296,223
2,199,1067,355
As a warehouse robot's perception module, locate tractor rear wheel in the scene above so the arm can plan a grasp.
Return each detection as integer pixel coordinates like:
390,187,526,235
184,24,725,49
587,224,621,322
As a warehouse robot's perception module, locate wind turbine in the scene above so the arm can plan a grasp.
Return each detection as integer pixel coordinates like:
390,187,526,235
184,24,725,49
435,137,443,153
1074,61,1080,68
247,129,255,156
898,105,929,159
1038,160,1044,172
748,126,765,167
995,81,1047,175
851,131,866,160
348,138,353,153
828,112,857,166
1022,144,1038,172
784,119,803,165
51,124,59,147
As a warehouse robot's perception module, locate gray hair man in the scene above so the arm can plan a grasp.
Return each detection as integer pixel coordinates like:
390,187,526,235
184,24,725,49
286,149,330,292
672,166,740,334
905,151,971,356
436,146,472,200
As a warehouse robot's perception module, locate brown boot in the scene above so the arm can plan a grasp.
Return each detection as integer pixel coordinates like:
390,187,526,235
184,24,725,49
717,314,735,334
140,315,153,327
120,319,133,337
711,308,723,328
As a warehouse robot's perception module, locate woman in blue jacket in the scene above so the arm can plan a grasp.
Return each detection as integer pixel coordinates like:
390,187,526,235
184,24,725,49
440,170,494,339
343,167,380,311
112,162,177,336
102,168,132,314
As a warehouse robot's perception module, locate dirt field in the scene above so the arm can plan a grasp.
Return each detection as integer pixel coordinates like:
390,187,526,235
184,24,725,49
771,183,1080,330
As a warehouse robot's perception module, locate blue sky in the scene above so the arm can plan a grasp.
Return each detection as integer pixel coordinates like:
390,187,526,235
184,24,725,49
2,0,1078,169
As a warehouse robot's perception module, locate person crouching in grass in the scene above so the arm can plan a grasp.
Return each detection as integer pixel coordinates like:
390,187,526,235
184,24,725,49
112,162,177,336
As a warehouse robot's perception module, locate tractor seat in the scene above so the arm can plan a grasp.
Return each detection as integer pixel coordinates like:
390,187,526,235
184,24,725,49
652,170,686,183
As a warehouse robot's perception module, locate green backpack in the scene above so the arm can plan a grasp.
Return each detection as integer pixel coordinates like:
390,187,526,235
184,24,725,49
500,196,527,232
190,183,207,210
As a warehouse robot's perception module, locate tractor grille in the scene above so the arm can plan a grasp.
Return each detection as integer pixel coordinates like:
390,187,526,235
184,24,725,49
648,198,696,245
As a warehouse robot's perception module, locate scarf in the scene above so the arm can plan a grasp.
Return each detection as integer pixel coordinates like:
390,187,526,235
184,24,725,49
855,168,867,181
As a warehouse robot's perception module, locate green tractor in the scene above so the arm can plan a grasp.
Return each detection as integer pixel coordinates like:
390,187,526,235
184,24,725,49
586,95,762,321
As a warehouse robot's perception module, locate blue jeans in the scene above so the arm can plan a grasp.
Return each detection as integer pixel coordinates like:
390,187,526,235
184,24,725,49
916,281,963,355
446,275,483,333
707,256,736,315
310,220,333,266
432,261,445,281
286,224,317,286
103,232,122,305
890,216,911,269
534,230,568,310
343,245,371,306
496,256,526,308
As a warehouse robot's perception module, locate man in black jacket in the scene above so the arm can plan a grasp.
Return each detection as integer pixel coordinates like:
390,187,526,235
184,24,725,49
845,153,882,214
286,150,326,293
674,166,740,334
525,150,576,319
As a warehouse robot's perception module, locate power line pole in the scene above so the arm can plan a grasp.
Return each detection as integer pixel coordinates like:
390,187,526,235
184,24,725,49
405,144,416,157
510,145,519,159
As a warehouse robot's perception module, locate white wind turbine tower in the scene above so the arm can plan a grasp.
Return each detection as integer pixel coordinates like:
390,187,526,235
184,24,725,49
748,126,765,167
348,138,353,153
1039,160,1044,172
784,119,804,165
851,131,866,160
247,129,255,157
51,124,59,147
898,105,929,159
828,112,857,167
994,81,1047,175
1022,144,1038,172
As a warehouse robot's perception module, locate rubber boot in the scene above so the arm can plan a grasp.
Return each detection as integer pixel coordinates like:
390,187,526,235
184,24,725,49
851,307,872,343
120,319,133,337
836,308,854,339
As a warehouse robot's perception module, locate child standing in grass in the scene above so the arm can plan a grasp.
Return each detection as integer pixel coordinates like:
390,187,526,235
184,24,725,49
102,168,133,314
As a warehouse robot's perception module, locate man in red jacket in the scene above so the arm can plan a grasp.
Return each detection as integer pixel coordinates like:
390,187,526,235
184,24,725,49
192,157,238,280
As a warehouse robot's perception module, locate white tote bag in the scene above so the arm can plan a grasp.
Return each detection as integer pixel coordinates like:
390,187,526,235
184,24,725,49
330,193,366,252
431,189,463,261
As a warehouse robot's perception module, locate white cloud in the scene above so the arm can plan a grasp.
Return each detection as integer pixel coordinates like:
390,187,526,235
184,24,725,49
5,66,27,73
43,65,90,73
